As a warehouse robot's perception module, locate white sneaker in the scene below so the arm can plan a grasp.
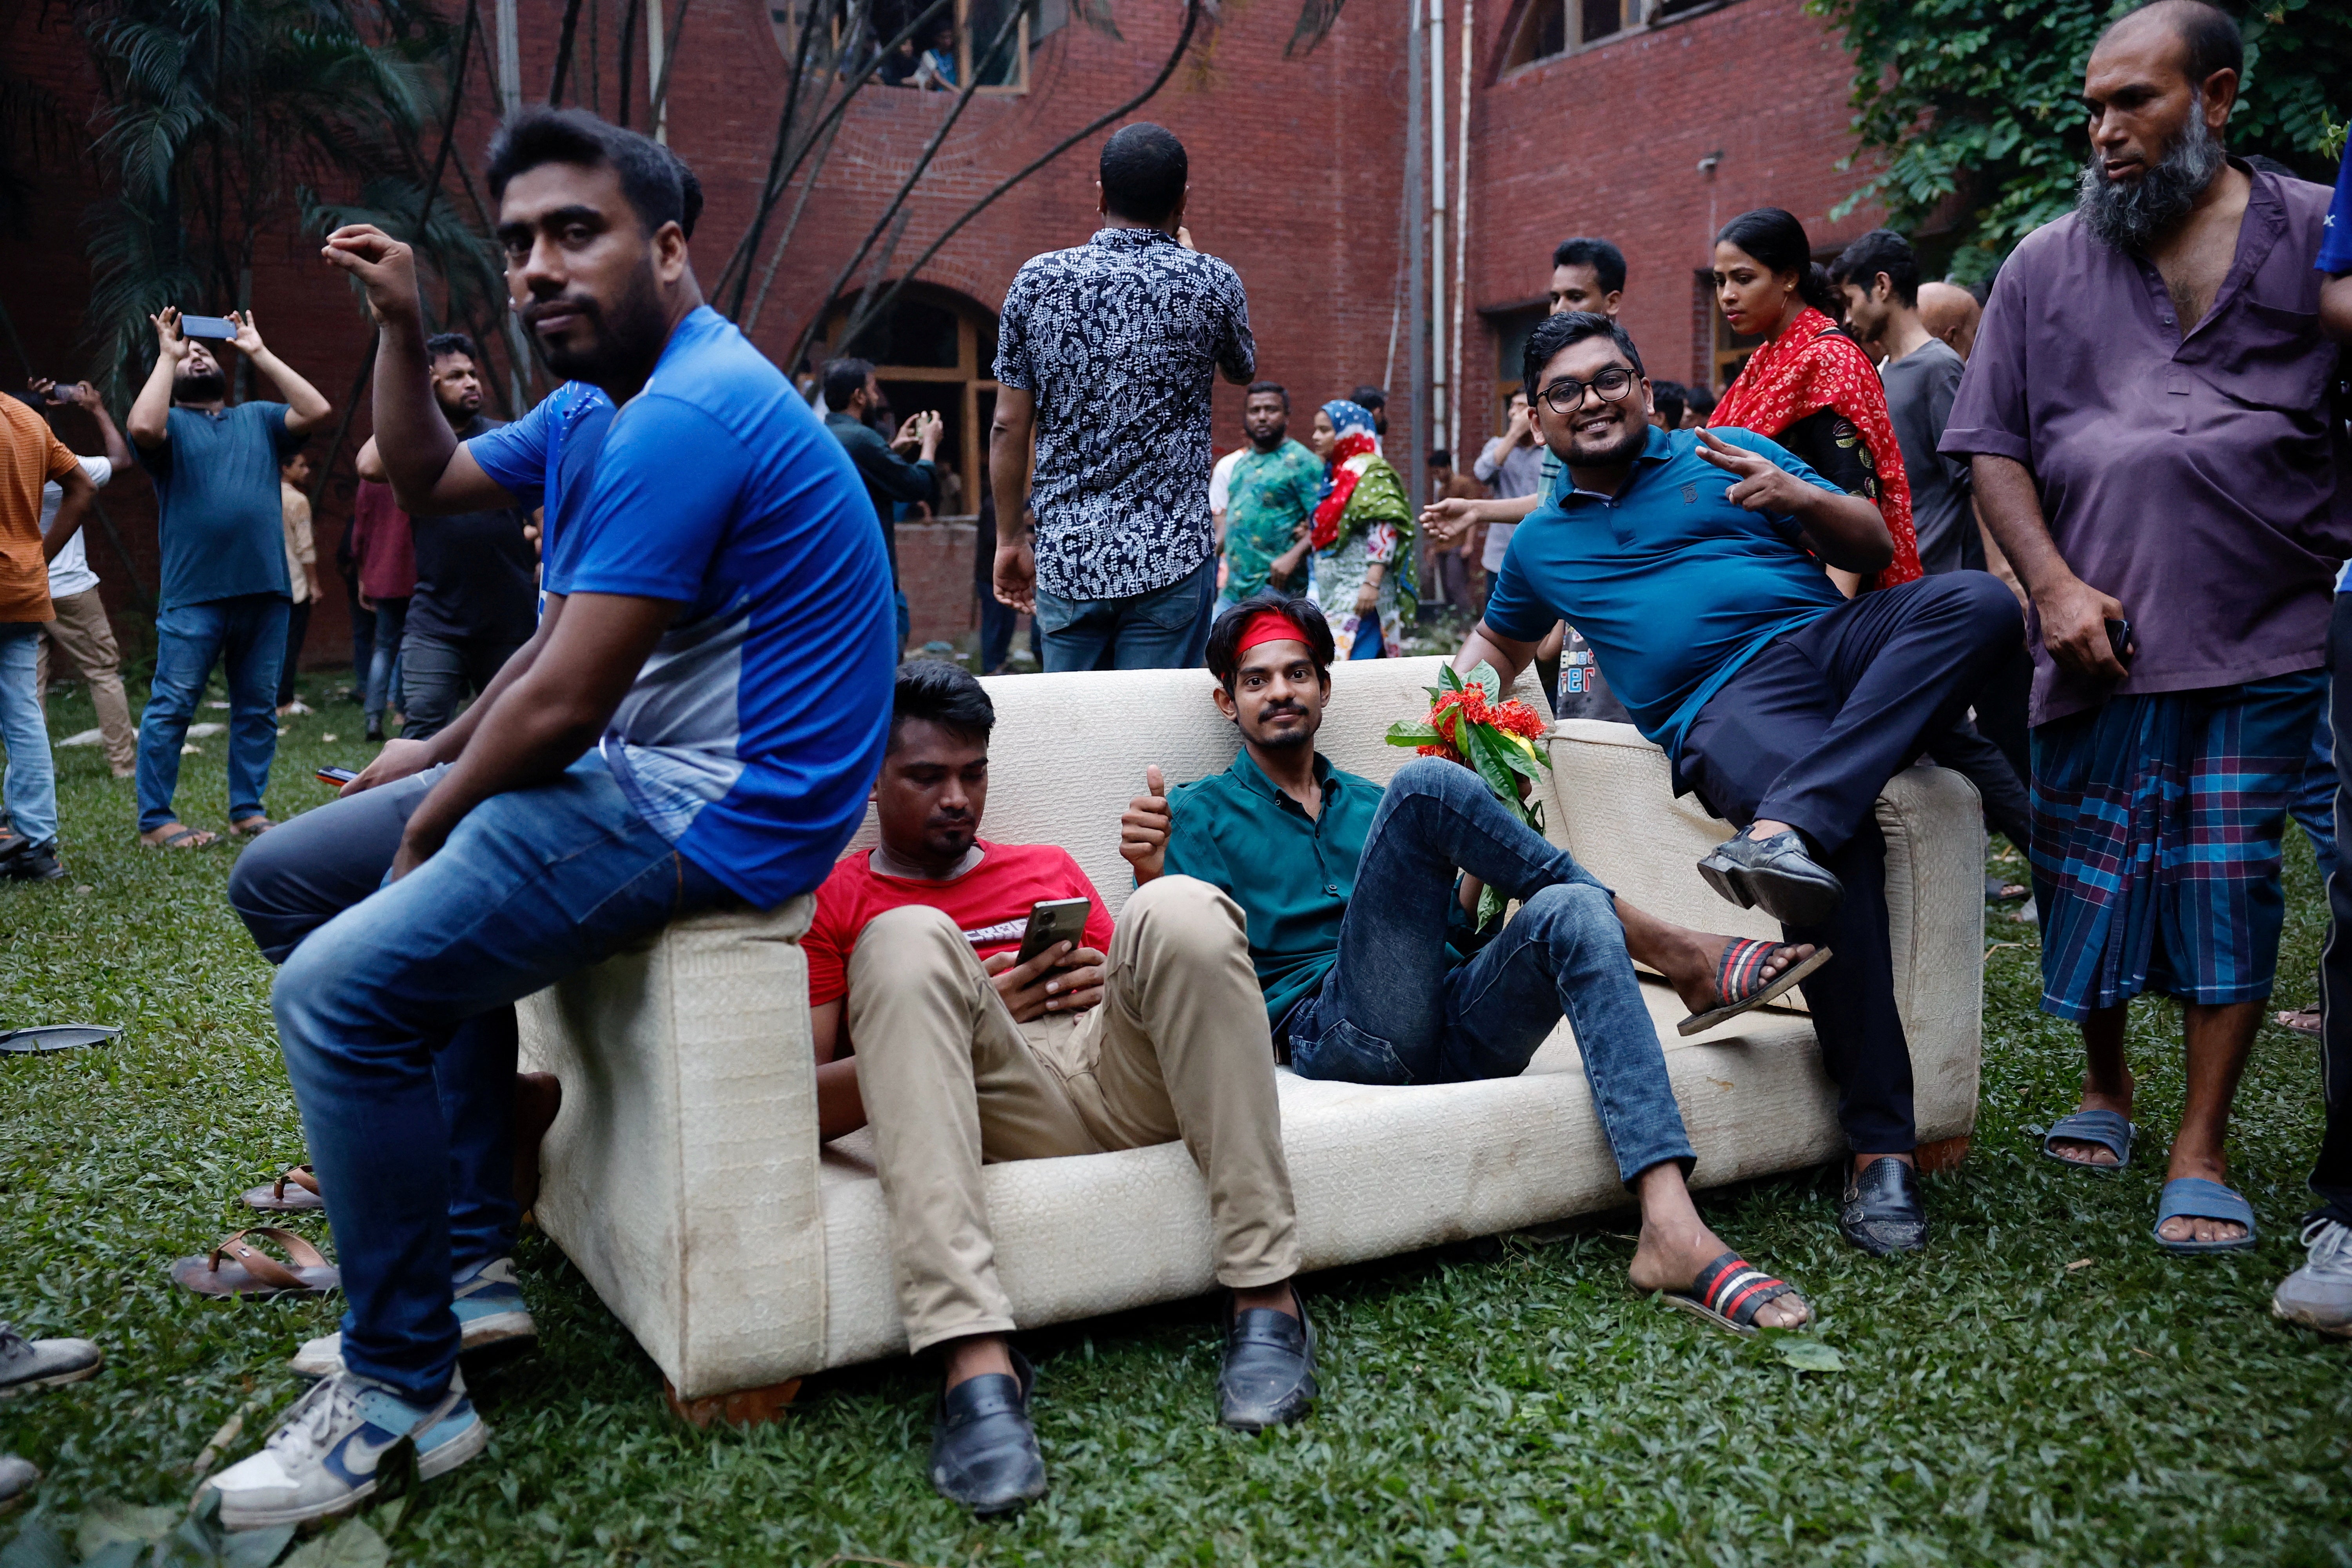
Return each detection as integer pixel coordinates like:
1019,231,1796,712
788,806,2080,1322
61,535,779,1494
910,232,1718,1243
2273,1218,2352,1339
201,1368,487,1530
291,1258,536,1379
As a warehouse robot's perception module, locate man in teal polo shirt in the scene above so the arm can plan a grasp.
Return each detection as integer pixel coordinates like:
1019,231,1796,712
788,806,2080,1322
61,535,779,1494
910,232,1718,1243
1454,309,2021,1254
1117,591,1820,1334
127,308,332,848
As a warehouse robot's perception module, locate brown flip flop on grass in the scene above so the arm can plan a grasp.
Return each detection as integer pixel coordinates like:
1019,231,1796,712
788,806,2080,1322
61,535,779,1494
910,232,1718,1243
241,1164,323,1213
170,1227,339,1299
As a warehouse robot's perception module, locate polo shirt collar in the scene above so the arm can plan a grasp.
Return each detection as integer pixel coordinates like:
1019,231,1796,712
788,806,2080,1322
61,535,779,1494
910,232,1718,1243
1228,745,1335,811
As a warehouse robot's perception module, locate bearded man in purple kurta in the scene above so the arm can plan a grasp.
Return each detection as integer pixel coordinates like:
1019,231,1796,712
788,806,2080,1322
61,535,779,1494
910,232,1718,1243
1944,0,2352,1255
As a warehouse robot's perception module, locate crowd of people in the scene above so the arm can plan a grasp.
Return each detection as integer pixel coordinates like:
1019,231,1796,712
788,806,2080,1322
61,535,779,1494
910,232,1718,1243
0,0,2347,1531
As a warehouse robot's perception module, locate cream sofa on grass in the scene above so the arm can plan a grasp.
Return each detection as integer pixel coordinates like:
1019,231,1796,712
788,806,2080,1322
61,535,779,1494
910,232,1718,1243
517,657,1985,1414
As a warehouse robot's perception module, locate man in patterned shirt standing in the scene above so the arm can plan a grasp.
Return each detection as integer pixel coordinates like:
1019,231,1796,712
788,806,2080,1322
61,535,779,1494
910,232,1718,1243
989,122,1256,670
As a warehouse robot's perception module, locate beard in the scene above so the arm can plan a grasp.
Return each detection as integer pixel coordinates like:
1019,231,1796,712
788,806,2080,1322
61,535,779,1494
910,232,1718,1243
526,256,668,383
1245,701,1317,752
174,368,226,403
2076,100,2226,253
1567,412,1650,468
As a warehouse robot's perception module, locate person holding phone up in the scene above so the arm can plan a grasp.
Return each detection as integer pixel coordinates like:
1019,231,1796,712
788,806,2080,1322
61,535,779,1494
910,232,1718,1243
798,661,1312,1516
125,306,332,849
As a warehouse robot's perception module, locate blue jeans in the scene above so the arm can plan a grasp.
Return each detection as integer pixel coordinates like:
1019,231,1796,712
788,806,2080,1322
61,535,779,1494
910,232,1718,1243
137,594,288,832
1035,556,1216,672
229,764,520,1286
365,595,409,728
0,621,56,846
1285,757,1694,1184
267,752,727,1399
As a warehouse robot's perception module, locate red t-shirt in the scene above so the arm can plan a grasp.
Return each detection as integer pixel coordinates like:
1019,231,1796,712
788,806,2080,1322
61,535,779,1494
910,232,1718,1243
802,839,1117,1007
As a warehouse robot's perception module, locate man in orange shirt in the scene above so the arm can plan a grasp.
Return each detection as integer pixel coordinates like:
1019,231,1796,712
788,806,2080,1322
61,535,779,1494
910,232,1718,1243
0,392,97,881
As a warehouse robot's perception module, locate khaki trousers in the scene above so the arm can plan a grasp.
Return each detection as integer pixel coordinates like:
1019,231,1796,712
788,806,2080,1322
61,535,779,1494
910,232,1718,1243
35,588,134,774
848,875,1301,1352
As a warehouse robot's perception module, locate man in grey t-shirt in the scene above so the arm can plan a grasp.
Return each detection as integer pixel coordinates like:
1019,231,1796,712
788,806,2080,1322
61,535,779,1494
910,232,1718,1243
1833,228,2033,863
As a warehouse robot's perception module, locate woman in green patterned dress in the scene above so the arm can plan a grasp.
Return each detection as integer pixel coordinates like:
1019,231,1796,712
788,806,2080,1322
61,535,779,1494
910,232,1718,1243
1305,399,1416,659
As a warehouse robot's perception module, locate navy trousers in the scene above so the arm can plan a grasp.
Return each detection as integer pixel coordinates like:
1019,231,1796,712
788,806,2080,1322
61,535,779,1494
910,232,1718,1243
2314,593,2352,1225
1677,572,2023,1152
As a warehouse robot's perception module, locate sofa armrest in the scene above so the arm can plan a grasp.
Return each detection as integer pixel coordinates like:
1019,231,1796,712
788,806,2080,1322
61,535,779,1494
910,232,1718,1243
1540,720,1985,1138
517,895,830,1399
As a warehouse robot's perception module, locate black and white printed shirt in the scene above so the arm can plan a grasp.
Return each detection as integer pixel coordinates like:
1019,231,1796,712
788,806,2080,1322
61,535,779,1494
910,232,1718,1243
995,226,1256,601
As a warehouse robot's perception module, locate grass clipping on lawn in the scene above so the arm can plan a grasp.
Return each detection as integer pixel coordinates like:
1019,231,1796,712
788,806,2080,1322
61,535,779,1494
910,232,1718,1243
2,677,2348,1566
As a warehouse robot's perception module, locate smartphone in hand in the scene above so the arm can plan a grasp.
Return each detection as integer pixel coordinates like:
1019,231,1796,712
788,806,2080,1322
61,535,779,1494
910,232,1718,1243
315,765,358,787
178,314,239,341
2105,617,2135,668
1014,897,1093,965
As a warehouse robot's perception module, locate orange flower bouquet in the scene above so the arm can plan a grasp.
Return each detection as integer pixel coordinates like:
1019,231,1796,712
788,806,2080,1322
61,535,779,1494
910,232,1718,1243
1386,662,1552,927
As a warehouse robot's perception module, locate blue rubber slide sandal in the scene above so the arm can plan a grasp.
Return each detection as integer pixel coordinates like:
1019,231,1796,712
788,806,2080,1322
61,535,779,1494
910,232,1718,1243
2152,1177,2257,1254
2040,1108,2134,1172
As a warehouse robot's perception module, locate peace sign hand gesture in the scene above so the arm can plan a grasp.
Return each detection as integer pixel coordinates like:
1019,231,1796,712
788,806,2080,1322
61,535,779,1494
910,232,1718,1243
1695,428,1815,514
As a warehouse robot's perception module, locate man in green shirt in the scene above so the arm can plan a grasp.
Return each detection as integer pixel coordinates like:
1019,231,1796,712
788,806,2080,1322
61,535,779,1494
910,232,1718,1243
1216,382,1322,611
1117,592,1823,1333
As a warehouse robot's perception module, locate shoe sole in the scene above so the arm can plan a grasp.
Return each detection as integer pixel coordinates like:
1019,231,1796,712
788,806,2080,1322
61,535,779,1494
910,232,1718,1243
1737,864,1843,926
214,1416,490,1531
1695,854,1753,911
290,1319,537,1380
0,1361,102,1396
2271,1298,2352,1339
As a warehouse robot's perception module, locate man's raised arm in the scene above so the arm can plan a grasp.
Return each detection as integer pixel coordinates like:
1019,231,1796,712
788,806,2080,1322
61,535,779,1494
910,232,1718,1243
1454,622,1541,691
322,224,519,516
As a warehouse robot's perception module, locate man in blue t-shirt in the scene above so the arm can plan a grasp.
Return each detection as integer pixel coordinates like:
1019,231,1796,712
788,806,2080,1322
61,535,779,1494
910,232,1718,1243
206,109,895,1530
125,308,332,848
1455,310,2021,1259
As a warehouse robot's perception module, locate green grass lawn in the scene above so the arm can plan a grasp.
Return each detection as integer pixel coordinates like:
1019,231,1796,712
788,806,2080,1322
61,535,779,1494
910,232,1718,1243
4,675,2349,1566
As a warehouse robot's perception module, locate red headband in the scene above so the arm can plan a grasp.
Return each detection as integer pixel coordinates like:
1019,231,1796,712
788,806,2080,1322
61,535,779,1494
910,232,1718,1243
1235,609,1311,655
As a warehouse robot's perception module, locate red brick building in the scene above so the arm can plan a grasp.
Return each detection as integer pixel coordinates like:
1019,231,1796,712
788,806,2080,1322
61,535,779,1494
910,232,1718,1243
0,0,1880,660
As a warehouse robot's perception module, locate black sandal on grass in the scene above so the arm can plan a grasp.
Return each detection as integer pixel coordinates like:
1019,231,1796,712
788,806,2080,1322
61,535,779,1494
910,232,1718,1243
1657,1252,1805,1337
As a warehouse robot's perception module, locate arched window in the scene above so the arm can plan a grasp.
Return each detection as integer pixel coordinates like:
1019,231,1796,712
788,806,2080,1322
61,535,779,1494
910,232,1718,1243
817,285,1001,517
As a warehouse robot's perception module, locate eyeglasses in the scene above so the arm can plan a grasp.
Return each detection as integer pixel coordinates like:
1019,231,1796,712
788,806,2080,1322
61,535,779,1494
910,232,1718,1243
1538,367,1638,415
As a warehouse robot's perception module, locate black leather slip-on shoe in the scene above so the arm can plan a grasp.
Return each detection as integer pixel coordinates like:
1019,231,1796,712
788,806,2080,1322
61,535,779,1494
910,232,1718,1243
1697,829,1844,926
928,1348,1047,1515
1218,1289,1318,1432
1838,1156,1928,1256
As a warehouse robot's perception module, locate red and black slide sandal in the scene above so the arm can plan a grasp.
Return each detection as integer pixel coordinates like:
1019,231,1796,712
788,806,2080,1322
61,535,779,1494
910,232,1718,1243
1658,1251,1806,1337
1675,938,1833,1037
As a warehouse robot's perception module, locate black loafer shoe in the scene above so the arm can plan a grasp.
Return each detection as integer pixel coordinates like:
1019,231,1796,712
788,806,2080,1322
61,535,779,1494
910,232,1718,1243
1218,1289,1318,1432
928,1349,1047,1515
1839,1156,1928,1256
1697,830,1844,926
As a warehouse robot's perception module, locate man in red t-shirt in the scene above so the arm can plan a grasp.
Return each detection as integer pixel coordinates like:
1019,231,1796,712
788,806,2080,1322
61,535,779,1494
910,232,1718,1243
803,662,1308,1515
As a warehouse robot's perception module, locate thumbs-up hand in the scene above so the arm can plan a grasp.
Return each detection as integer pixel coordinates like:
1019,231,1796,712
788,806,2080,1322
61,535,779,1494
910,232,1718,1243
1120,764,1173,883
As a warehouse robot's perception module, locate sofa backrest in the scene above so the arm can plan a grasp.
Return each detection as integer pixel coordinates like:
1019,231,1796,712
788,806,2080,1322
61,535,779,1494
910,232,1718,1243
837,656,1553,918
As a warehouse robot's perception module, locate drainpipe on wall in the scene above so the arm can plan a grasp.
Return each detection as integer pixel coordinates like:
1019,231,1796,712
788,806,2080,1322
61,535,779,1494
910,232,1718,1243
1427,0,1448,461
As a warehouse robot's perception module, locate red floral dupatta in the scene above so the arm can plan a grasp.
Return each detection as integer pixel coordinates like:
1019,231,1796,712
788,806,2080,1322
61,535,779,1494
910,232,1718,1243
1710,306,1922,589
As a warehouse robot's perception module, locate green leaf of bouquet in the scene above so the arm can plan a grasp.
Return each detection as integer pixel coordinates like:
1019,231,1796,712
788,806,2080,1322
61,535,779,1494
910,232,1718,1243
1463,726,1517,803
1438,666,1463,693
1467,660,1503,702
1477,883,1508,931
1385,721,1442,746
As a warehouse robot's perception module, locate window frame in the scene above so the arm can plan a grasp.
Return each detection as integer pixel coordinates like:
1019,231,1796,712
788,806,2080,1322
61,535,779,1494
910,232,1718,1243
1500,0,1739,75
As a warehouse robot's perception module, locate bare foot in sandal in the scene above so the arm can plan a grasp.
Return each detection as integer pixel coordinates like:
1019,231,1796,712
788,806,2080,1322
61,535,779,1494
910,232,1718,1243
1613,904,1819,1024
140,822,217,850
230,815,275,837
2049,1069,2135,1168
1625,1164,1810,1331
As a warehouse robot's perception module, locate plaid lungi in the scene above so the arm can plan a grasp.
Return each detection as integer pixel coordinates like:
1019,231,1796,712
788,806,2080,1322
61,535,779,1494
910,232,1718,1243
2030,669,2326,1020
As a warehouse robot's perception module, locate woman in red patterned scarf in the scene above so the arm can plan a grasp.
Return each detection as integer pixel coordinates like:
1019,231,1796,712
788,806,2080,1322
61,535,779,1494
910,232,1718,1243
1708,208,1922,593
